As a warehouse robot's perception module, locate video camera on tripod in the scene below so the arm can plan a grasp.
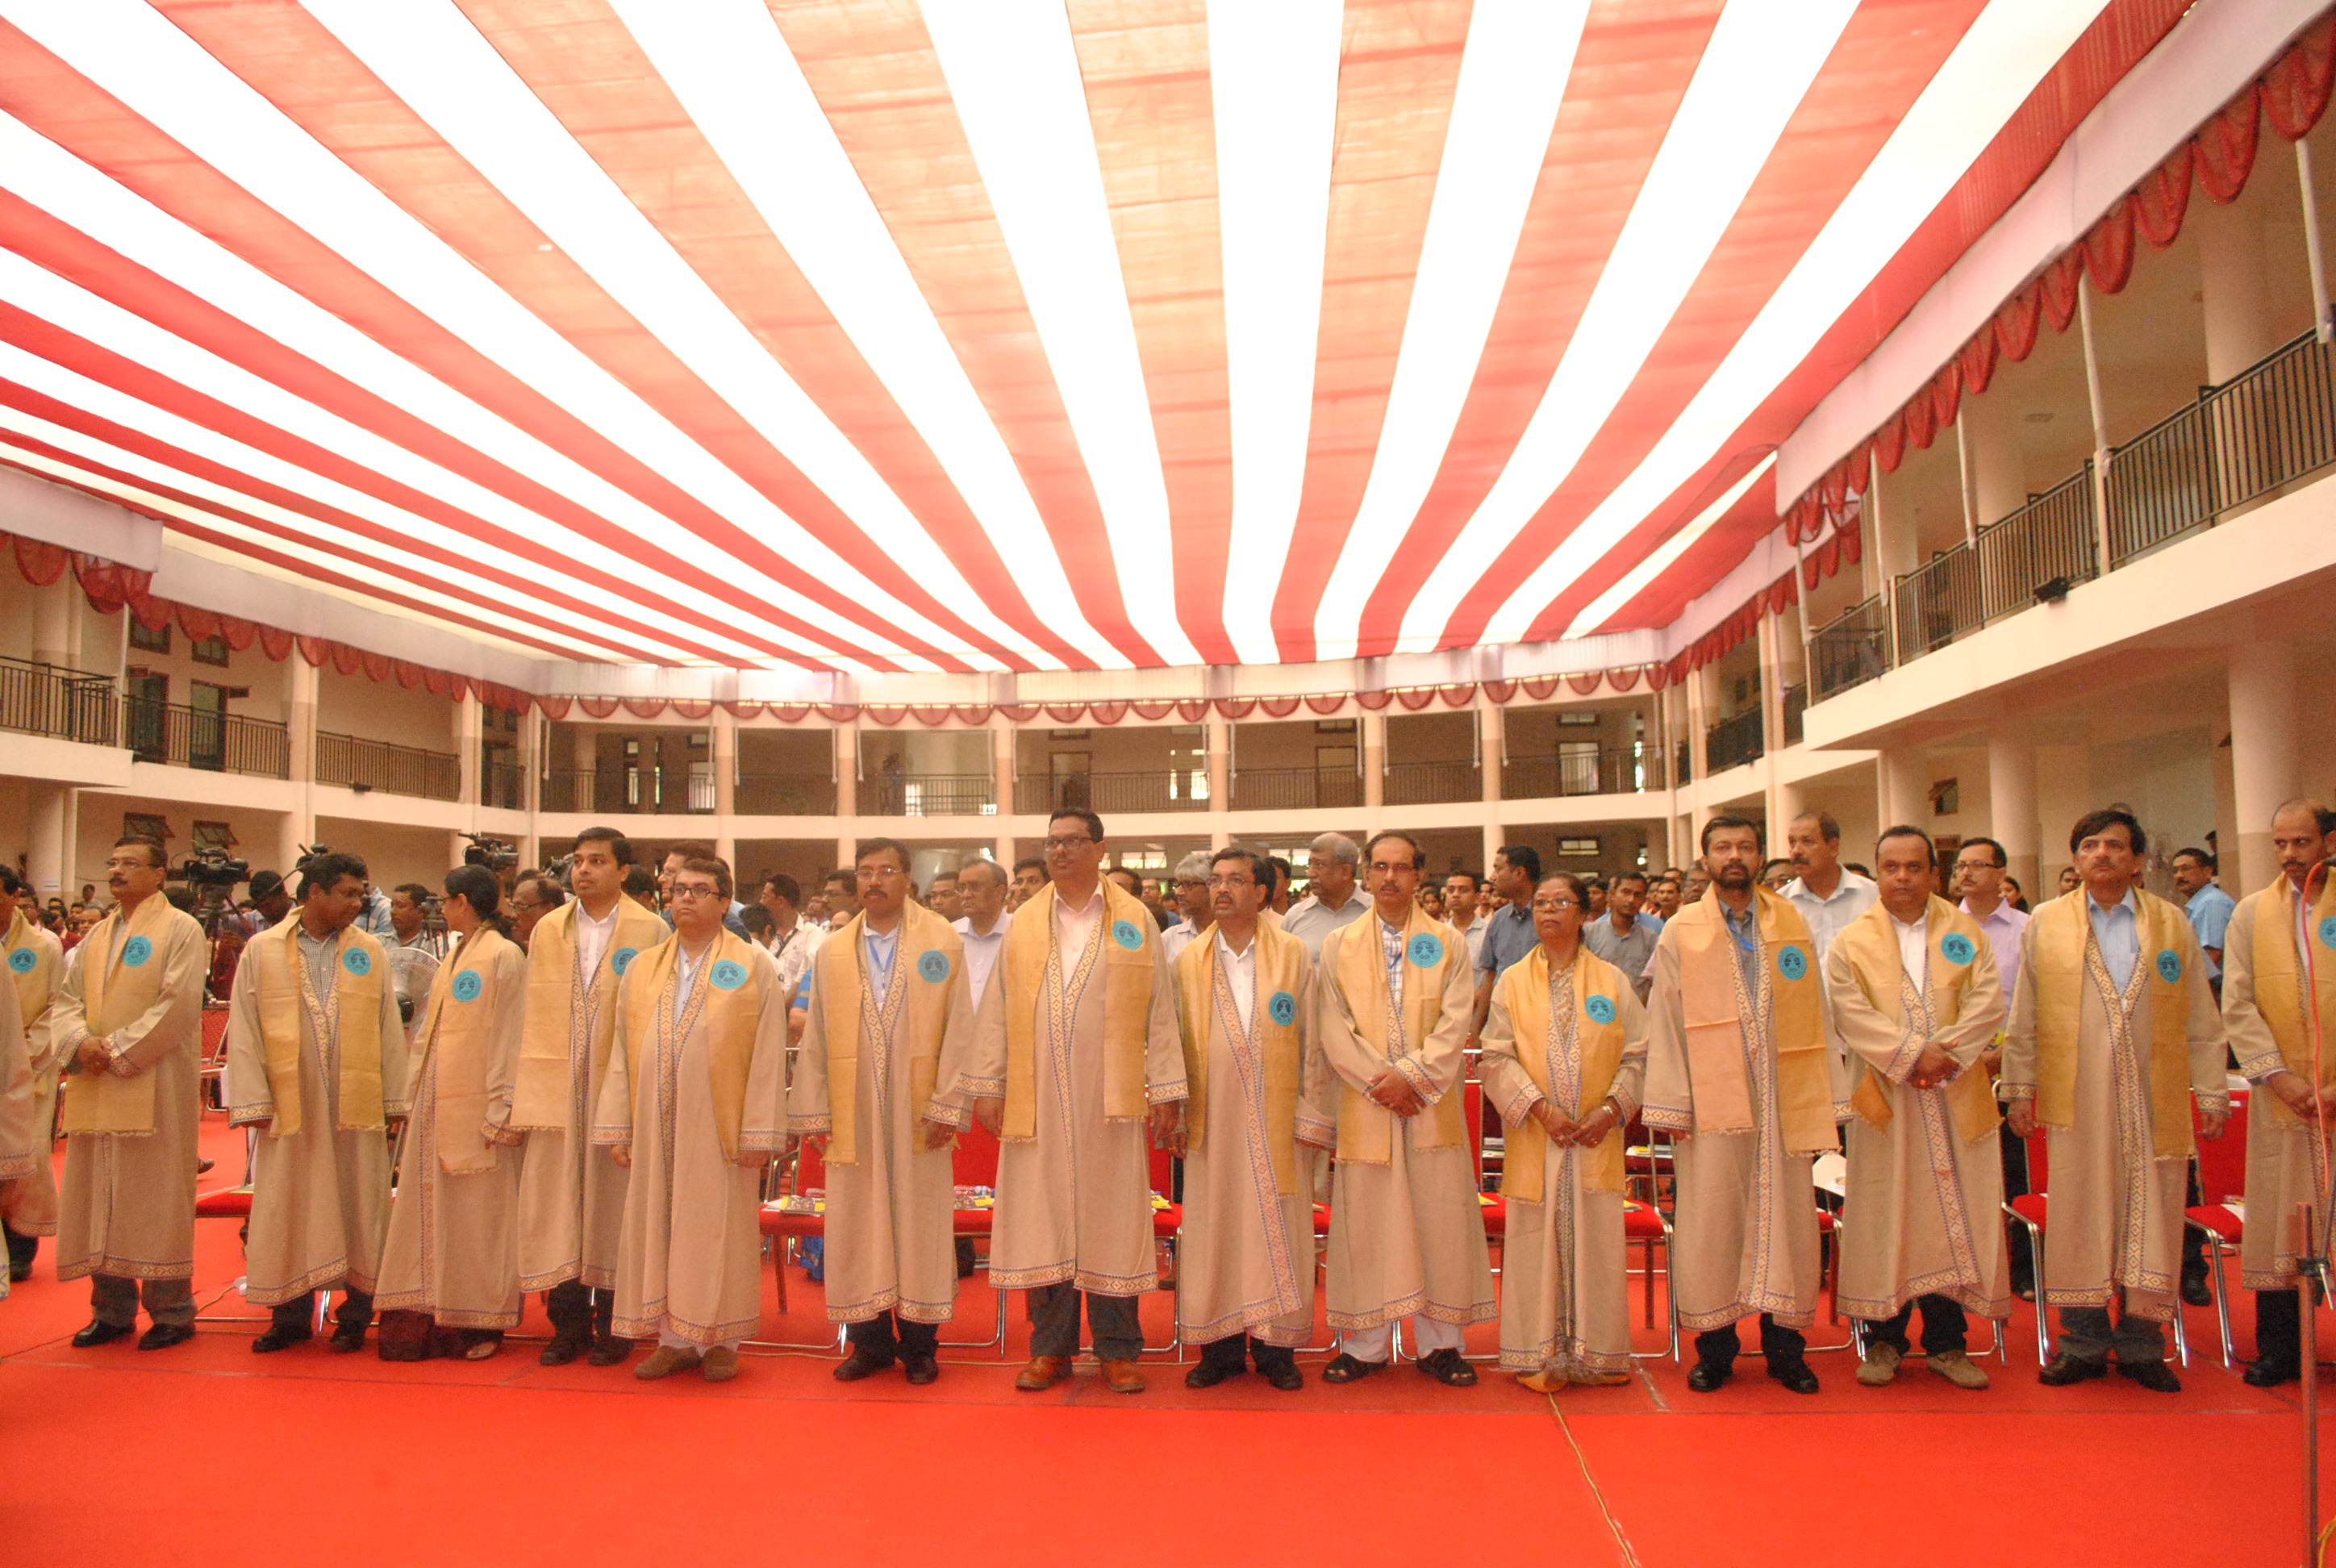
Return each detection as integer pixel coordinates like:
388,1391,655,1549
461,832,519,876
177,852,249,892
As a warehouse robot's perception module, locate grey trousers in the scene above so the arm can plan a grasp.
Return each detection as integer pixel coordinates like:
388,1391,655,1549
2055,1288,2166,1366
91,1272,194,1328
1027,1282,1143,1362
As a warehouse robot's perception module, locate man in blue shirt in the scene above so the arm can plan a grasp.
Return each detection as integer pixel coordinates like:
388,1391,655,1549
2169,846,2235,986
1469,844,1542,1040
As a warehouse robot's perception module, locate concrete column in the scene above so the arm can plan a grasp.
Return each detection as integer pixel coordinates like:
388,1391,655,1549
454,690,481,808
1479,702,1503,810
2034,740,2093,890
27,784,68,898
570,722,596,815
2229,640,2299,893
1878,748,1926,833
1482,819,1502,880
711,707,737,868
2196,184,2279,382
284,657,317,875
1362,711,1386,828
1683,665,1709,785
1986,721,2040,899
1963,388,2027,530
834,720,859,873
1859,467,1886,601
31,579,70,667
992,715,1017,865
1205,712,1231,849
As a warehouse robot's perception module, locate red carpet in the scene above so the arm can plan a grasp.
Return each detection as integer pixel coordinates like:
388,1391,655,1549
3,1120,2330,1566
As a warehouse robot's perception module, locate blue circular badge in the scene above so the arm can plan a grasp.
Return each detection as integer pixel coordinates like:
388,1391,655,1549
1267,990,1297,1028
451,969,483,1003
122,935,152,968
2155,949,2182,985
611,945,638,977
917,949,950,984
1585,994,1618,1025
1406,932,1445,968
1775,944,1808,982
340,946,372,978
710,958,748,991
6,947,34,974
1939,932,1975,966
1112,919,1143,952
2318,915,2336,951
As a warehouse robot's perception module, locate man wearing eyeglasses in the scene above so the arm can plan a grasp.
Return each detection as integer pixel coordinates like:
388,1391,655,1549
936,809,1185,1395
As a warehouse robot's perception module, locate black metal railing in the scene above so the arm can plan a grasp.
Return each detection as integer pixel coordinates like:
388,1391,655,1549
540,769,594,814
1675,738,1692,785
735,774,836,815
315,732,461,801
1976,464,2097,620
1502,744,1666,799
482,757,525,811
0,654,115,745
538,768,712,814
123,698,289,778
1808,594,1892,701
1382,759,1480,806
1780,684,1807,748
1704,708,1763,775
1229,766,1361,812
1015,771,1207,815
1892,546,1981,664
857,774,993,816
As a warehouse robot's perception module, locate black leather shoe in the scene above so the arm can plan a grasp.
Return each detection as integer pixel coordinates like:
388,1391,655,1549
2180,1272,2213,1308
2117,1360,2182,1393
1767,1358,1820,1395
832,1347,895,1382
252,1324,311,1354
903,1353,939,1386
1685,1361,1731,1392
1183,1360,1239,1389
329,1322,368,1353
1416,1347,1478,1387
1320,1352,1383,1383
1262,1360,1304,1391
2243,1357,2300,1388
586,1337,632,1368
538,1334,587,1367
72,1320,133,1349
2037,1353,2107,1386
137,1322,194,1351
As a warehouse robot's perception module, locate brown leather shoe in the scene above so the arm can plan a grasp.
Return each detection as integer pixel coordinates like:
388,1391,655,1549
633,1345,702,1381
1099,1358,1146,1395
1014,1353,1070,1391
700,1346,740,1383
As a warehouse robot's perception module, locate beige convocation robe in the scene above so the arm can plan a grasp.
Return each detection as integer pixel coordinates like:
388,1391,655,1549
2223,889,2333,1290
1641,922,1833,1333
50,903,205,1286
2001,904,2225,1320
377,932,527,1329
946,887,1186,1296
226,928,408,1303
0,967,31,1302
594,943,788,1348
1,915,63,1243
1480,958,1646,1376
1174,933,1334,1348
1825,903,2010,1322
1316,915,1495,1333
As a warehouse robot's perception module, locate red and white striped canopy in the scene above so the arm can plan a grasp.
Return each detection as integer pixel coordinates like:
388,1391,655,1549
0,0,2191,675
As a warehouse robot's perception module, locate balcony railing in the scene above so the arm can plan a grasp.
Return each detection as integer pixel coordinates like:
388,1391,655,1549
124,698,289,778
482,757,525,811
1704,708,1764,775
1382,759,1480,806
1780,683,1808,748
858,774,994,816
1502,744,1666,799
1230,766,1361,812
1016,771,1208,815
735,774,837,815
316,731,461,801
1809,330,2336,708
538,768,713,815
0,654,115,745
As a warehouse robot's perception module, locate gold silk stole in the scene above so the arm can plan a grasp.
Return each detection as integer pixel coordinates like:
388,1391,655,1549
63,894,181,1135
511,897,670,1130
1174,922,1306,1195
244,917,388,1136
999,881,1159,1141
618,929,763,1162
1330,907,1467,1166
817,902,961,1165
1671,886,1834,1153
1497,944,1629,1198
4,909,58,1056
2029,890,2194,1157
2248,874,2336,1127
412,928,519,1174
1835,896,2000,1145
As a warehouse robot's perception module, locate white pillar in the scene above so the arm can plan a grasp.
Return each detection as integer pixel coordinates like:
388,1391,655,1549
1362,711,1386,828
1878,748,1925,833
2034,741,2094,890
31,580,70,666
1478,702,1503,811
711,707,737,869
1963,387,2027,530
834,720,859,874
27,785,68,899
2228,641,2298,895
1987,721,2040,900
1206,711,1231,849
992,715,1017,865
282,657,317,874
570,721,596,815
2196,183,2279,382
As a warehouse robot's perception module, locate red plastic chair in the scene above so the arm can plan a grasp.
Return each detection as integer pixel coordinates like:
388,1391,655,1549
2005,1128,2190,1368
2185,1086,2250,1366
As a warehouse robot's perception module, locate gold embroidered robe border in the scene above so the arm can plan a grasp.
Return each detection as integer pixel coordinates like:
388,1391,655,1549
1316,911,1494,1332
790,905,990,1325
999,881,1162,1138
512,897,668,1292
2224,882,2336,1288
1479,947,1647,1376
225,925,409,1306
1825,896,2009,1321
2023,890,2199,1157
59,895,198,1136
375,928,527,1328
594,938,787,1348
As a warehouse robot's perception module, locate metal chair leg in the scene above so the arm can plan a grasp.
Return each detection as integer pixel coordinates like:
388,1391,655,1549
2005,1204,2049,1364
2189,1220,2237,1368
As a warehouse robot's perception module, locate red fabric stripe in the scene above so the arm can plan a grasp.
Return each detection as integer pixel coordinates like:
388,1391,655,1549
1268,0,1472,664
773,0,1158,665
